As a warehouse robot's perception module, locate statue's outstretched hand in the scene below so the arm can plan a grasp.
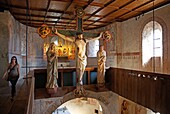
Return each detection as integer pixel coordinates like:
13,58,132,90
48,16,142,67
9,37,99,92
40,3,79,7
100,32,103,37
54,28,58,34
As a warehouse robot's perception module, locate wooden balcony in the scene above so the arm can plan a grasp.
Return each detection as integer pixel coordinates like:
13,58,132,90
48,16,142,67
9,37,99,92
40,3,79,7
105,67,170,114
33,67,170,114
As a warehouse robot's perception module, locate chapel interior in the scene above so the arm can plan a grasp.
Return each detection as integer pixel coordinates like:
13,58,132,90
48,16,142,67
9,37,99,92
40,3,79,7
0,0,170,114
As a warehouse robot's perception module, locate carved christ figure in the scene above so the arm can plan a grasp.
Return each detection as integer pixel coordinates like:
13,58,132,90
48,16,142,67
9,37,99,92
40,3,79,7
55,29,103,85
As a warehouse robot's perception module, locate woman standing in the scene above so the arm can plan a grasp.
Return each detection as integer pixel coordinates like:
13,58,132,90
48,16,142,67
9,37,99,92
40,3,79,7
3,56,20,101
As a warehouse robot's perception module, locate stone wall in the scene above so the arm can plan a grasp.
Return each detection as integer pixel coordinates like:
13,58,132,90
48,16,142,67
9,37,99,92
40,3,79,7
9,13,46,77
0,11,10,86
0,11,46,80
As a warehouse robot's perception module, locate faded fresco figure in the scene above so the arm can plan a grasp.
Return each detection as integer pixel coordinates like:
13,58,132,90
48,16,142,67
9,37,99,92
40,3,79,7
97,45,106,86
55,29,103,86
46,43,58,91
121,100,129,114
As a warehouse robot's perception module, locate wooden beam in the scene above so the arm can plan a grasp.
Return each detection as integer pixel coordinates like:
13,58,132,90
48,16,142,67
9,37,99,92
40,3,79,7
55,0,73,26
84,0,116,22
44,0,52,23
85,0,136,28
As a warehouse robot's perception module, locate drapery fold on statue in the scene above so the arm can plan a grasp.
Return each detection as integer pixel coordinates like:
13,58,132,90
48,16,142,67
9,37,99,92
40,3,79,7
97,50,106,84
46,49,58,89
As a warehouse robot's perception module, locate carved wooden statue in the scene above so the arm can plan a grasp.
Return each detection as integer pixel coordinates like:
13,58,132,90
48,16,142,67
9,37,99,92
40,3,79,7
97,45,106,86
55,30,103,86
46,43,58,93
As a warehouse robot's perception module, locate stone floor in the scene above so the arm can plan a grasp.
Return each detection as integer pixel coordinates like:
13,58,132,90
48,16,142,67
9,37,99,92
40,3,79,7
0,77,31,114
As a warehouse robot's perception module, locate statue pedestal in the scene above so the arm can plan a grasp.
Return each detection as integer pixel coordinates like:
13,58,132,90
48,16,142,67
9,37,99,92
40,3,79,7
46,87,57,96
97,83,105,87
74,84,86,97
96,83,105,91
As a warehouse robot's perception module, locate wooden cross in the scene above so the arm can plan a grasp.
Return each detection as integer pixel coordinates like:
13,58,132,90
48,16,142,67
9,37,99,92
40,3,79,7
75,7,84,33
57,7,99,37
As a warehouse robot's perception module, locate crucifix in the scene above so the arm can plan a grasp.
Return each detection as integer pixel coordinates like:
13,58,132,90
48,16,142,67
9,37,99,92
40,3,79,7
37,7,111,97
37,6,111,96
54,7,104,97
75,7,84,33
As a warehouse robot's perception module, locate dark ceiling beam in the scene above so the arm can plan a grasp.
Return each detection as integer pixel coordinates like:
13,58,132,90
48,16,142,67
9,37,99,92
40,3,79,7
12,11,102,18
84,0,136,29
55,0,73,26
21,21,76,28
0,0,105,10
12,12,108,23
44,0,52,23
6,0,12,14
0,3,72,14
84,0,116,22
13,12,68,19
52,0,104,7
1,1,9,10
110,0,170,23
90,0,170,30
87,0,170,30
1,0,169,30
140,0,170,15
65,0,94,29
16,18,96,26
82,0,94,9
6,4,100,18
114,0,154,22
0,3,103,18
26,0,31,26
18,18,74,24
4,0,145,10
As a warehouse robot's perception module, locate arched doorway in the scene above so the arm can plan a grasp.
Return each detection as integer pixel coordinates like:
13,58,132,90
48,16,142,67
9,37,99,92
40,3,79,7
52,97,103,114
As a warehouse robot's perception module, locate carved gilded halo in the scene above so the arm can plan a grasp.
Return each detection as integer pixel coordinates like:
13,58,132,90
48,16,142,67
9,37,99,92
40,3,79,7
76,7,85,18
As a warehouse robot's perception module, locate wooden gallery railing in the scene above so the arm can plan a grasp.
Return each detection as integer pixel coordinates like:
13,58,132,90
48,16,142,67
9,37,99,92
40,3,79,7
26,71,35,114
105,67,170,114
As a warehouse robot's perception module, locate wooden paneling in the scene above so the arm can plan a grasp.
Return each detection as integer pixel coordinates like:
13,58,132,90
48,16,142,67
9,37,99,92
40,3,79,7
106,67,170,114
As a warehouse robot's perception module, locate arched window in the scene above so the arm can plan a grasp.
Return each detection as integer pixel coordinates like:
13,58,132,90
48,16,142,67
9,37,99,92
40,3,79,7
142,21,162,71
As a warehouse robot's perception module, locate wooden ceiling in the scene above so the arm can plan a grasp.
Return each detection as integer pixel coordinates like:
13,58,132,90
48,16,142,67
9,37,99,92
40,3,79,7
0,0,169,30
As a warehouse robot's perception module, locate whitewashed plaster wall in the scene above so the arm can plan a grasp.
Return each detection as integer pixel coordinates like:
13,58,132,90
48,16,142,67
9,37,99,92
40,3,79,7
94,4,170,74
0,11,47,79
0,11,10,86
7,12,46,77
116,4,170,73
88,23,117,68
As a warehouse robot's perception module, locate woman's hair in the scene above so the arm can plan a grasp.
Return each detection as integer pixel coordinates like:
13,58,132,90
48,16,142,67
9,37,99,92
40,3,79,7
10,56,18,64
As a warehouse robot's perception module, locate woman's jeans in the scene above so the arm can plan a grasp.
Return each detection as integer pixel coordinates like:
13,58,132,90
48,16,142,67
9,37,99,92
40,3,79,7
9,77,19,97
